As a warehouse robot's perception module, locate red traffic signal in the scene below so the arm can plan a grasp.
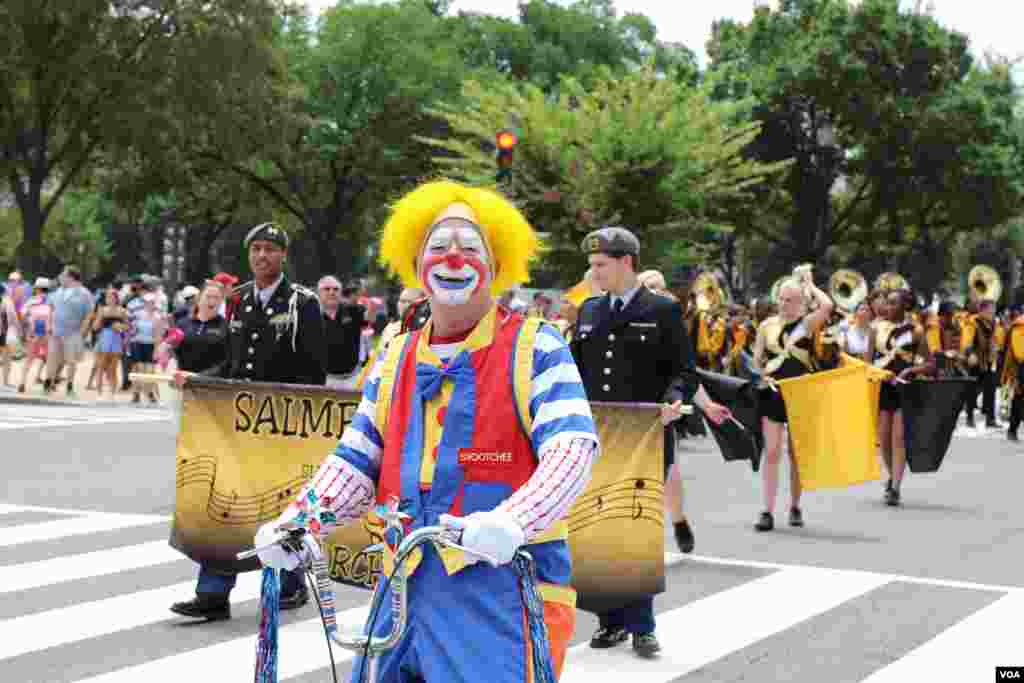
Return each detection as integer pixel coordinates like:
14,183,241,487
496,130,518,150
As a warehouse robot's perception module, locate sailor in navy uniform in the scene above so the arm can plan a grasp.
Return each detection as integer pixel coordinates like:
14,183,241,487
170,222,325,622
570,226,731,659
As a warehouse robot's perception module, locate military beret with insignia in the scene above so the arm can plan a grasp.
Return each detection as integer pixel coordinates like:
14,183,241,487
580,226,640,256
244,222,290,250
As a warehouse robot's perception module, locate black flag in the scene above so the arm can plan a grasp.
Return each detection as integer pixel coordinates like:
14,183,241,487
900,378,974,473
694,369,763,472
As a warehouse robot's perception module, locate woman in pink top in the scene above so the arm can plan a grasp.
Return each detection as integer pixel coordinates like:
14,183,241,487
18,280,53,393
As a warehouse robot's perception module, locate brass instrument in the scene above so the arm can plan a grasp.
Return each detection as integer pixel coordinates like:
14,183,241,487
769,276,790,304
829,269,868,314
692,271,730,315
874,272,909,292
967,264,1002,303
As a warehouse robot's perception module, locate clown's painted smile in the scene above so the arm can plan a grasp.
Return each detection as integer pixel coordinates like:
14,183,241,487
419,219,492,306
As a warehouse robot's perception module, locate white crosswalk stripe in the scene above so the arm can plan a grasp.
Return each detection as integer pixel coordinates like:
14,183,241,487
0,502,1019,683
0,403,170,431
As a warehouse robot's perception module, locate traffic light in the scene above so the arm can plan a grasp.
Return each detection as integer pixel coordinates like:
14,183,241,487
495,129,517,182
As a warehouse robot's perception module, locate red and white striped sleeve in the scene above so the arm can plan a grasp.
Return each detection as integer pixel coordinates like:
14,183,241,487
497,435,597,541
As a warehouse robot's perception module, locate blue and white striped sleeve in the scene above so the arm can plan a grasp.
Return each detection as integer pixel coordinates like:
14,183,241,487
278,356,386,534
332,358,386,482
529,323,599,456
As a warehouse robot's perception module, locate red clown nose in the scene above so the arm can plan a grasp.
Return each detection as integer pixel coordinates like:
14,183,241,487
445,253,466,270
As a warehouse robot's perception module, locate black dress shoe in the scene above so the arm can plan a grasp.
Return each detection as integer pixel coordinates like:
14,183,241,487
279,585,309,611
754,511,774,532
632,632,661,658
589,626,628,649
788,507,804,527
169,594,230,621
1008,430,1019,442
884,486,901,507
674,520,695,554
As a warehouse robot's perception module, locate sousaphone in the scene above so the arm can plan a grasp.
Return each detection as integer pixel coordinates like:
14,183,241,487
968,264,1002,303
829,269,868,313
874,272,910,293
769,275,789,304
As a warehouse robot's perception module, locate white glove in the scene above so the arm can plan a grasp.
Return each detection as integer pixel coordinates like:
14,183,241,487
439,510,526,567
253,521,317,571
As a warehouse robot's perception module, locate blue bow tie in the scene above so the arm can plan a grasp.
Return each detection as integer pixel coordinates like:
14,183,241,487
399,350,478,525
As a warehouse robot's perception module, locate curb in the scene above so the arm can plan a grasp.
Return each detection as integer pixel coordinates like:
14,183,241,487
0,395,95,408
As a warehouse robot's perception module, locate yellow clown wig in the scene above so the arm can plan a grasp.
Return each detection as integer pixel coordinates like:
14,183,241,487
379,180,539,295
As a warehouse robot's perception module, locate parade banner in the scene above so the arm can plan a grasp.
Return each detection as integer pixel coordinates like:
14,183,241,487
778,362,882,490
171,377,665,611
901,379,973,473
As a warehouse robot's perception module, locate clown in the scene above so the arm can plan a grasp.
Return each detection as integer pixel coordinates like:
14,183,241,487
256,180,599,682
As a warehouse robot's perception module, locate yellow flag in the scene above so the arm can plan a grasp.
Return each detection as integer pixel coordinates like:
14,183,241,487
564,278,593,307
777,362,882,490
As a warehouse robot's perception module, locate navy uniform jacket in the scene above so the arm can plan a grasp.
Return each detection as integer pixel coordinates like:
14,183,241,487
210,276,327,385
570,287,698,406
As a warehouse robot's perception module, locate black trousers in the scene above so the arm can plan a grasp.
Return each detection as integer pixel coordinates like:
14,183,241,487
965,370,996,422
1009,393,1024,434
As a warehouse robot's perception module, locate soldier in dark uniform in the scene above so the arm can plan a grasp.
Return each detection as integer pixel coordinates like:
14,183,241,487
570,226,731,659
170,222,326,622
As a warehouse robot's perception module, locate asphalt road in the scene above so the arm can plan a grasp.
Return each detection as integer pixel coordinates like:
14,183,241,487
0,395,1020,682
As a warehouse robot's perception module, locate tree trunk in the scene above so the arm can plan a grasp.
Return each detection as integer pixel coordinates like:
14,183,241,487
13,178,47,276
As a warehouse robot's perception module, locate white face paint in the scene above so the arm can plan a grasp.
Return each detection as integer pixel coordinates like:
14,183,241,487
418,218,493,307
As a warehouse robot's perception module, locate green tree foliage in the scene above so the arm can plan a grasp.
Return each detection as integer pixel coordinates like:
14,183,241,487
422,63,789,283
0,189,112,279
707,0,1024,296
452,0,697,92
190,0,469,280
0,0,280,275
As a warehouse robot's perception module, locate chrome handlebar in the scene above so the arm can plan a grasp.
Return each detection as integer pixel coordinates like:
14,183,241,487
237,506,531,665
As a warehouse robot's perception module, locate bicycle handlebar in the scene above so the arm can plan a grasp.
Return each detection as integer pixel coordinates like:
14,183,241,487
237,523,532,659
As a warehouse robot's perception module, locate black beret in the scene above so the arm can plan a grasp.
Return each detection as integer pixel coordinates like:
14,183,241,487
244,222,289,250
581,226,640,256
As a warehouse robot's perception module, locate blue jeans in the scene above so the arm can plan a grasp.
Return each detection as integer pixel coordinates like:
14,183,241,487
197,563,304,597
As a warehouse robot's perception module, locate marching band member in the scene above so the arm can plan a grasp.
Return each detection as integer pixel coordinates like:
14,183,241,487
1000,305,1024,441
899,301,969,381
724,305,755,376
813,309,845,370
256,181,599,682
839,301,874,364
960,299,1000,429
751,267,834,531
695,307,727,372
873,289,925,507
572,228,731,657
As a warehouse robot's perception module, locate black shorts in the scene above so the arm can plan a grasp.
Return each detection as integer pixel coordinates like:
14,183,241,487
130,342,155,364
879,382,902,412
758,386,788,424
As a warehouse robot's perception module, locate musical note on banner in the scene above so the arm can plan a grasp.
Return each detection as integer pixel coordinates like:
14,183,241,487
175,454,307,526
567,477,663,534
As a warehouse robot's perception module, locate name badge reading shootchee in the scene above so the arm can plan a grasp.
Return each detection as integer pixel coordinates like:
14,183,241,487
458,449,515,467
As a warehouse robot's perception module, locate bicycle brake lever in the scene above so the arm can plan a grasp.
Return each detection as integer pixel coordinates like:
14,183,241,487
235,526,306,560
